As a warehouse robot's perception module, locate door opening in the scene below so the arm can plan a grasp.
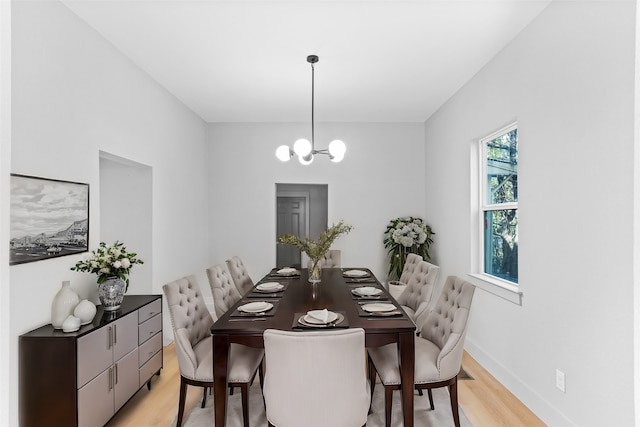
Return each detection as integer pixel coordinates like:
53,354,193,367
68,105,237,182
276,184,328,268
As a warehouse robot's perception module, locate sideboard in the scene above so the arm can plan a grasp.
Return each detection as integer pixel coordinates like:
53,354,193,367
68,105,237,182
19,294,163,427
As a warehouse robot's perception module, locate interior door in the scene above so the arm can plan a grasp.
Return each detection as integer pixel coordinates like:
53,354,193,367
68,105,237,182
276,196,307,268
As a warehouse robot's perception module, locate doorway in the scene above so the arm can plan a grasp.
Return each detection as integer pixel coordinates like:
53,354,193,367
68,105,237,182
276,184,328,268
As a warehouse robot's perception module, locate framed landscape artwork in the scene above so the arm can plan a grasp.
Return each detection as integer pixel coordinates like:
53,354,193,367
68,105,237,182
10,174,89,265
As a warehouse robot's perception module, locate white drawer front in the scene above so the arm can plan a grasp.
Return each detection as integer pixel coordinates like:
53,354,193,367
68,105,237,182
139,351,162,388
138,313,162,345
138,299,161,324
139,332,162,366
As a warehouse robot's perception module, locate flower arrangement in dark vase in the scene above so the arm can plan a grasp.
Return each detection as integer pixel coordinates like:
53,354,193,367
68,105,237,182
384,217,434,280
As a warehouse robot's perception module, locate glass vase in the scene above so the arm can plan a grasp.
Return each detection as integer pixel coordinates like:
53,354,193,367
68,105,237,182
98,276,126,311
308,258,322,283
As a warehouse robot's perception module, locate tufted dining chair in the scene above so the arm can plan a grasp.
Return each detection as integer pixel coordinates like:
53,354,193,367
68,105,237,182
399,253,424,284
319,249,341,268
395,260,440,322
388,253,423,300
226,256,255,296
206,264,242,319
263,328,370,427
367,276,476,427
163,275,264,427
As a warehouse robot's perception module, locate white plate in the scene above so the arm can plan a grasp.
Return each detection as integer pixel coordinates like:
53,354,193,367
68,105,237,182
298,313,344,328
305,309,338,324
277,267,298,275
353,286,382,296
344,269,370,277
238,301,273,313
361,303,397,313
256,282,283,291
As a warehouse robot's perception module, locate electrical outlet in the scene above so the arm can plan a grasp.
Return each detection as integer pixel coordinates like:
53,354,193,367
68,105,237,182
556,369,566,392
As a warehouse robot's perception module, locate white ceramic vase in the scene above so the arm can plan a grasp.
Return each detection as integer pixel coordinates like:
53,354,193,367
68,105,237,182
74,299,97,325
51,281,80,329
62,315,81,333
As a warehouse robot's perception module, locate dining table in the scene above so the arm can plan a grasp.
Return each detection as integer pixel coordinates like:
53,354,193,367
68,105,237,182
210,267,417,427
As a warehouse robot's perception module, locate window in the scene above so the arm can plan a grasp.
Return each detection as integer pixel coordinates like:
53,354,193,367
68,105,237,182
479,123,518,284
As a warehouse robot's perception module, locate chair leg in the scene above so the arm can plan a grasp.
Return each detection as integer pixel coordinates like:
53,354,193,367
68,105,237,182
367,356,376,412
240,383,250,427
384,386,393,427
201,386,207,408
428,388,434,410
176,377,188,427
449,377,460,427
418,389,423,396
259,360,265,390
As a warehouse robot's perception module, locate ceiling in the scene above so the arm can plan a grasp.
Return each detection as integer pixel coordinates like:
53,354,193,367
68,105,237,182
61,0,552,123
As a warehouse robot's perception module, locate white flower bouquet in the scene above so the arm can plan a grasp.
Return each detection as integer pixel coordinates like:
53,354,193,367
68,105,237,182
71,241,143,291
383,217,434,280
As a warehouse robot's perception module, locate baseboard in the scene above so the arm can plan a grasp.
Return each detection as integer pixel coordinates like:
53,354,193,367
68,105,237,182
465,337,577,427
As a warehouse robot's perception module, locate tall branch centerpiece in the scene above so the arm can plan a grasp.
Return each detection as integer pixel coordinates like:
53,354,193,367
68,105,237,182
279,221,353,283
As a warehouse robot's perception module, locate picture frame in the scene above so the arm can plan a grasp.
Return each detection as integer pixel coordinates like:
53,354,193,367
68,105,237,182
10,174,89,265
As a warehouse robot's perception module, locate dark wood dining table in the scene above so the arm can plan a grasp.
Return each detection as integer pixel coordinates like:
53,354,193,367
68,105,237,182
211,267,416,427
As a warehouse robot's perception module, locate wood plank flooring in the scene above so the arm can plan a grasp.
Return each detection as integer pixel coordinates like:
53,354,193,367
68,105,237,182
106,343,545,427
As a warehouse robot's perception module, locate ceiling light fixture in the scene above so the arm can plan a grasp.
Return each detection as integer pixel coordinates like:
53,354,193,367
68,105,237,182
276,55,346,164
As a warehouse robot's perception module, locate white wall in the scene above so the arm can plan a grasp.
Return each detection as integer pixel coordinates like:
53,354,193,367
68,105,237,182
424,1,635,426
0,1,12,426
99,153,153,296
8,2,209,425
208,122,426,282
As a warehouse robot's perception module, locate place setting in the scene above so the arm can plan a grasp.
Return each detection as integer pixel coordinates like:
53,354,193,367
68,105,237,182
267,267,301,279
293,308,348,329
350,285,388,301
356,302,404,318
246,281,288,298
342,268,377,283
230,300,280,318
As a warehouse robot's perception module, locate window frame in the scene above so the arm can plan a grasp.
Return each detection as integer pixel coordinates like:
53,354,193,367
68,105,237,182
470,121,521,303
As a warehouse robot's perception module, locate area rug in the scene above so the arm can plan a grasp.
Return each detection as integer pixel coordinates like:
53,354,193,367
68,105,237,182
180,382,472,427
459,367,474,380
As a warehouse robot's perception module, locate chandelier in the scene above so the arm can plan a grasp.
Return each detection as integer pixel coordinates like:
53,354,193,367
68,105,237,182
275,55,346,164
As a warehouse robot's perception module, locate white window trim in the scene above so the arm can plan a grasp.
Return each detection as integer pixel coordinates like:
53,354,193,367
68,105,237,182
470,121,521,305
467,273,522,305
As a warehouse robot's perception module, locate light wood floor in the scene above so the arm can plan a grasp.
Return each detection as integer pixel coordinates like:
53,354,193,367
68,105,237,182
106,343,546,427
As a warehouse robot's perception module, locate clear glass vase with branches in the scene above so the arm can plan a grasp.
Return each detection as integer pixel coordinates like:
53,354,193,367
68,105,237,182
279,221,353,283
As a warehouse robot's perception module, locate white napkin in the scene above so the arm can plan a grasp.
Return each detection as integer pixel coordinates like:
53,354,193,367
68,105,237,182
240,301,269,312
257,282,281,290
308,309,330,323
277,267,297,274
356,286,380,296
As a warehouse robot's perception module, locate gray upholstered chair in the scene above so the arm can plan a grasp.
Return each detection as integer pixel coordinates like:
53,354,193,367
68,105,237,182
395,260,440,322
163,275,264,427
387,253,423,299
206,264,242,319
263,328,370,427
367,276,476,427
319,249,341,268
226,256,255,295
